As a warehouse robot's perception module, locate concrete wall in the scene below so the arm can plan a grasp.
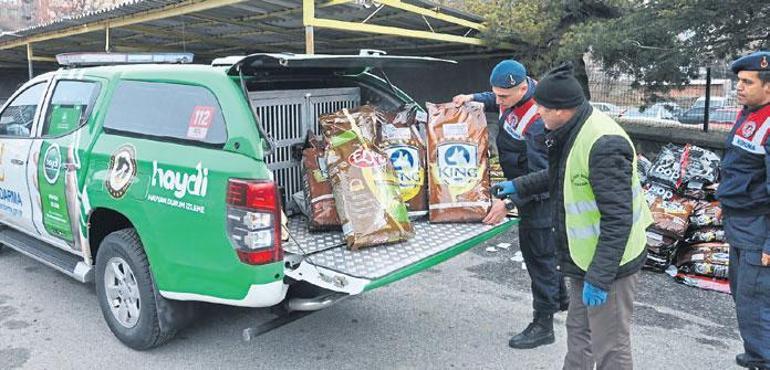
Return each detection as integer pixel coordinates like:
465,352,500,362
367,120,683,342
620,122,728,159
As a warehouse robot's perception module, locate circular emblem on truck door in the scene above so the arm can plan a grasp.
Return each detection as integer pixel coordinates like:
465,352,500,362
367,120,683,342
43,144,62,185
105,145,136,199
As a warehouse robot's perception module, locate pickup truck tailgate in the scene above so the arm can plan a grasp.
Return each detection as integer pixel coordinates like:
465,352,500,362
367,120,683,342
283,216,517,295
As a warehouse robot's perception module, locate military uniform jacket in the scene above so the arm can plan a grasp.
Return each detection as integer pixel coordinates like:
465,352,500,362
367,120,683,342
472,77,550,228
717,103,770,253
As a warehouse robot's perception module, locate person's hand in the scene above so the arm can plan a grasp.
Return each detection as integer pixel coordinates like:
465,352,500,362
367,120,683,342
490,180,517,199
483,199,508,225
762,252,770,266
452,94,473,106
582,281,608,307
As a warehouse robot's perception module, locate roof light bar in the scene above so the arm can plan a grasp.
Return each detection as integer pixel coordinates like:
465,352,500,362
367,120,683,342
55,52,194,67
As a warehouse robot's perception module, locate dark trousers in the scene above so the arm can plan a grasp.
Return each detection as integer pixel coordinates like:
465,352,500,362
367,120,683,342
563,273,638,370
729,247,770,366
519,225,568,315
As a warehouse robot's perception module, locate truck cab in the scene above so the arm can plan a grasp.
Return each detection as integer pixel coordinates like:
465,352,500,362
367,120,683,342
0,52,516,349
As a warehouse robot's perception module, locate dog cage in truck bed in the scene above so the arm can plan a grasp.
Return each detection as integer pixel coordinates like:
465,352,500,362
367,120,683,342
248,87,360,213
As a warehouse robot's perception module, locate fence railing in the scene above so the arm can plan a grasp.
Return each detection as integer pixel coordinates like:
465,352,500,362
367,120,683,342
587,63,737,134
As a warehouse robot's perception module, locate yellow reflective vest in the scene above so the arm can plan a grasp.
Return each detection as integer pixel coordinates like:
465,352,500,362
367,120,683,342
563,110,653,271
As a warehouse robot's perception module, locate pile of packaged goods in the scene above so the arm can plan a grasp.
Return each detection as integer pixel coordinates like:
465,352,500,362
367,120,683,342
297,102,492,250
640,143,729,293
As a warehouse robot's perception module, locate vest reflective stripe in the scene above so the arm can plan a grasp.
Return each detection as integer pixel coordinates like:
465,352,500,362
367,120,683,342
565,185,642,216
563,110,654,271
566,184,645,239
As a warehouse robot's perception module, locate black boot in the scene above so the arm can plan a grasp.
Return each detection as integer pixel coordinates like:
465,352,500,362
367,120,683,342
508,312,555,349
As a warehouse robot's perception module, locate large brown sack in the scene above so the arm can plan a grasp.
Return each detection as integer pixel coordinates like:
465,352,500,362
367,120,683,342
376,104,428,218
301,132,341,231
321,106,413,250
426,101,491,222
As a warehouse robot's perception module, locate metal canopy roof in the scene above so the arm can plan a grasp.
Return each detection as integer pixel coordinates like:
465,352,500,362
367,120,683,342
0,0,510,71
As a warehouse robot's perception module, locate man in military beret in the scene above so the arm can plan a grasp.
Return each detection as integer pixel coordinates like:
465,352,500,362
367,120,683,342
717,50,770,370
453,60,569,349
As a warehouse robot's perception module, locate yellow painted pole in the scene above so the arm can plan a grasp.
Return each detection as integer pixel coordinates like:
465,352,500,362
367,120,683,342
308,17,485,46
303,0,315,54
375,0,485,31
26,43,33,79
105,24,110,52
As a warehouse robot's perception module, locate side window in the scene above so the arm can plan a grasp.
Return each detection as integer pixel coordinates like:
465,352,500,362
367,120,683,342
103,81,227,146
43,80,100,137
0,83,47,138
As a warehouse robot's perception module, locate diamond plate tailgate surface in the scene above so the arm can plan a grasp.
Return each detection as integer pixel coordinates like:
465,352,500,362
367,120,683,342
284,216,511,280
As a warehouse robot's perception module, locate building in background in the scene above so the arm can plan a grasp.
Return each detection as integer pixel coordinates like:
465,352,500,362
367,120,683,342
0,0,130,32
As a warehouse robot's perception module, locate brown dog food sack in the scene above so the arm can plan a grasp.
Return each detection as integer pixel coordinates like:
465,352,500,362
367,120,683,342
302,132,341,231
321,107,413,250
376,104,428,218
426,102,491,223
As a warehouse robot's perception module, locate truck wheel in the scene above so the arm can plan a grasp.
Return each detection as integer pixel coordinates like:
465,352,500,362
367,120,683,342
95,229,175,350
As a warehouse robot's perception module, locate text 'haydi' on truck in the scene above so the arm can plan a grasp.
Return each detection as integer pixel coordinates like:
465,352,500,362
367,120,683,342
0,52,515,349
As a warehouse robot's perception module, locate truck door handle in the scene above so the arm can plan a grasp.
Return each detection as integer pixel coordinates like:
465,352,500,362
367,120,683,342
11,159,25,166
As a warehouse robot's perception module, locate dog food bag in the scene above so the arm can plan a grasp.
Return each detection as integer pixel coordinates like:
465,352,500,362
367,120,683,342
426,101,491,223
321,107,413,250
301,132,341,231
649,196,694,239
376,104,429,218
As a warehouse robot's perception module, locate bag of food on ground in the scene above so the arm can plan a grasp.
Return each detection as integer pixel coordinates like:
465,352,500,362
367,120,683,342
648,144,687,190
683,145,720,186
376,104,428,218
675,243,730,279
646,230,678,255
302,132,341,231
321,107,413,250
685,226,726,243
426,101,491,223
689,200,722,227
644,230,679,271
648,196,695,239
637,154,652,185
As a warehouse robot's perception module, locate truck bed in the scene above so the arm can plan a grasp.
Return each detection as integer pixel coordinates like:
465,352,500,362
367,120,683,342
282,215,517,294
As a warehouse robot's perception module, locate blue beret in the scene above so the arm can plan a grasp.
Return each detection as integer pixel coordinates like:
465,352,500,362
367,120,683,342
490,59,527,88
731,51,770,73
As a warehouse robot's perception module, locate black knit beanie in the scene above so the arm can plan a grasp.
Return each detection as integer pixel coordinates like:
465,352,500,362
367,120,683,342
533,63,586,109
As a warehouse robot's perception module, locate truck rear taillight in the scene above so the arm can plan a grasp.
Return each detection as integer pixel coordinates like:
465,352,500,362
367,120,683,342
226,179,283,265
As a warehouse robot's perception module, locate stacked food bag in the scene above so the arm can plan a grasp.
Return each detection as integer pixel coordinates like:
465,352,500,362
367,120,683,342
426,102,491,223
297,102,492,250
376,104,429,218
639,143,729,293
320,105,413,250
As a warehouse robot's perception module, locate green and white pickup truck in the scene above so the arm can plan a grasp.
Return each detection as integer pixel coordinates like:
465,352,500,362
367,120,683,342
0,52,515,349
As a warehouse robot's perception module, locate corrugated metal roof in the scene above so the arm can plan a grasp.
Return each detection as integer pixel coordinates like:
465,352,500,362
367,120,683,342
0,0,505,68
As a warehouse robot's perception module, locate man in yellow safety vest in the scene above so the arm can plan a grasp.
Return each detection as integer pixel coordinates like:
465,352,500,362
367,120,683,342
492,63,652,370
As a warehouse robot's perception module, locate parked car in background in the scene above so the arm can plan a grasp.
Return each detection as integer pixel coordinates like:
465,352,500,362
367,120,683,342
707,107,741,130
679,96,737,125
590,102,625,118
618,102,681,126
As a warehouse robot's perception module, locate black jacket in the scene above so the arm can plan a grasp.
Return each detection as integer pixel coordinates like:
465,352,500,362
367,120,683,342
512,102,645,290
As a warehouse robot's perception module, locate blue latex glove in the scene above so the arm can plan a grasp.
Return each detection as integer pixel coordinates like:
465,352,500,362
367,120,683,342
582,281,608,307
491,180,517,199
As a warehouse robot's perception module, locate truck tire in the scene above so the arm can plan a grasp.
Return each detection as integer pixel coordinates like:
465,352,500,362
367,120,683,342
95,229,175,350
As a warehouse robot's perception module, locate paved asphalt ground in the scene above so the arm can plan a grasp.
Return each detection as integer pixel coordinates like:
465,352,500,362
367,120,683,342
0,226,743,370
